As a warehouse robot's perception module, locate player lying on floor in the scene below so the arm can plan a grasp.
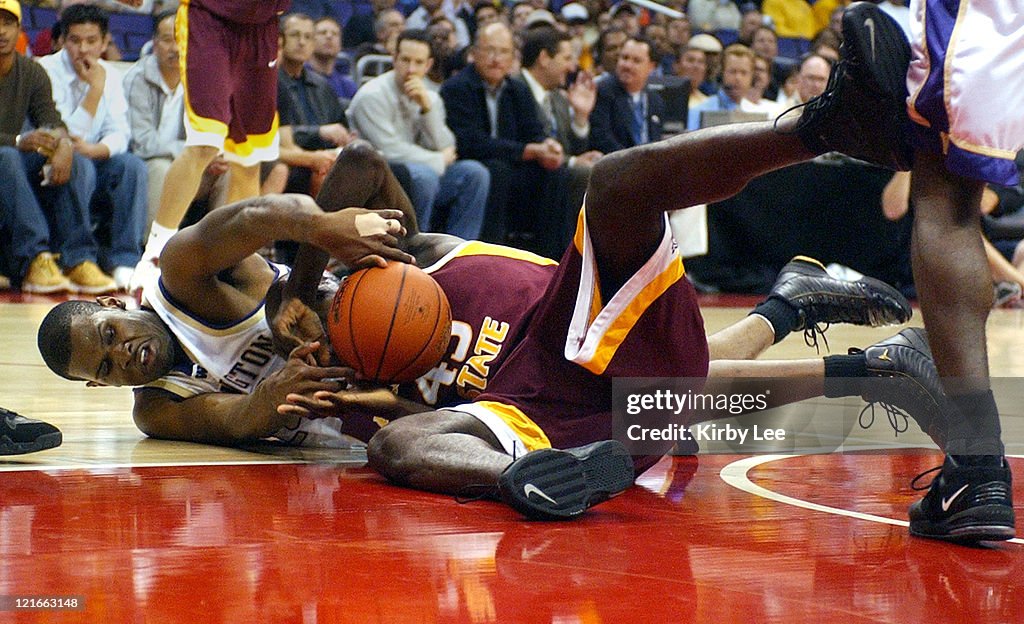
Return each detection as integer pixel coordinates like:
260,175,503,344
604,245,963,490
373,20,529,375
37,142,937,457
266,142,948,518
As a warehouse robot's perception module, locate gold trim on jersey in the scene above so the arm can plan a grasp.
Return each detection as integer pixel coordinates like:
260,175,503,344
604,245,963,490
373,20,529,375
143,378,198,399
474,400,552,452
424,240,558,275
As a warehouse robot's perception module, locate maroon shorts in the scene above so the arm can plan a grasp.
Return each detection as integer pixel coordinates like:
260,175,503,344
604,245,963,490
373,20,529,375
453,210,710,476
177,0,280,164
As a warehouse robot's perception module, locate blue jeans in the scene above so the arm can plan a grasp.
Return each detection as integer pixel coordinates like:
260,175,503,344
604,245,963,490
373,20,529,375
405,159,489,240
76,152,148,268
0,146,98,278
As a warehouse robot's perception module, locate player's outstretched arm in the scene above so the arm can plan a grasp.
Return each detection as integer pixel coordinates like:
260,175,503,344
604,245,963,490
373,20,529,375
132,343,351,445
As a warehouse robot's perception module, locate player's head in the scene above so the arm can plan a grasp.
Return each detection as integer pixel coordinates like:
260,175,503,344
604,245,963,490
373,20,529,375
38,298,177,387
60,4,110,66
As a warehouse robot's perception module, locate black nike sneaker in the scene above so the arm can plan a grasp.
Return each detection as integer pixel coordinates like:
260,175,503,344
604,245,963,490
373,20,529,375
909,454,1016,542
770,256,912,347
780,2,914,170
854,328,949,449
0,407,62,455
497,440,635,520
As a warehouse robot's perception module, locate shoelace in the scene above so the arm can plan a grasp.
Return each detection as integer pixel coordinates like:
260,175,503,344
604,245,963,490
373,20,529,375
455,483,500,504
910,465,943,492
858,401,910,437
455,447,519,504
773,60,847,136
802,323,830,354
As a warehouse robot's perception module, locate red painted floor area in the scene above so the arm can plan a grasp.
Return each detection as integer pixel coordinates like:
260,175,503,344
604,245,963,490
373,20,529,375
2,453,1020,623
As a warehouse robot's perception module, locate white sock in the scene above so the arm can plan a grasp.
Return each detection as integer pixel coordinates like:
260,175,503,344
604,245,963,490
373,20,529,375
143,223,177,261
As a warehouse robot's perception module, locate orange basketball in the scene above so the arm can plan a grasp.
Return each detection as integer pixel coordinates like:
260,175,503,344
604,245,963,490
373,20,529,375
327,262,452,384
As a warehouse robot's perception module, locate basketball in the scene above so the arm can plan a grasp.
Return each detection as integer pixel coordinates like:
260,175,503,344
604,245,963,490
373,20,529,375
327,262,452,384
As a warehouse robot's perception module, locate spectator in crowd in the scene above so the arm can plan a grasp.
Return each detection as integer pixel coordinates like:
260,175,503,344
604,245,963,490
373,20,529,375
473,1,503,33
746,52,781,116
39,4,145,291
590,35,662,153
0,0,105,293
407,0,471,49
688,0,741,33
781,53,831,108
687,43,755,130
809,27,840,63
750,25,782,99
608,3,640,37
509,2,535,34
738,6,764,46
123,10,228,236
762,0,816,39
276,13,356,198
518,26,602,251
440,22,566,249
344,0,395,50
347,29,488,239
306,16,357,102
672,44,709,108
425,14,467,88
688,32,723,95
593,25,627,77
353,9,405,63
642,22,671,77
560,2,591,70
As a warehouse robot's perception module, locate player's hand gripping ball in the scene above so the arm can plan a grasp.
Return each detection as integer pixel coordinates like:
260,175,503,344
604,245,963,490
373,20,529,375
327,262,452,383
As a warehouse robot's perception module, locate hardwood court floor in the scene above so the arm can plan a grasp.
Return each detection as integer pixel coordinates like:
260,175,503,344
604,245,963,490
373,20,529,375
1,296,1023,623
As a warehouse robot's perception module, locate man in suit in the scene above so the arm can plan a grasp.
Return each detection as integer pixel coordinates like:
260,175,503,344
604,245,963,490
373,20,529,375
517,26,602,255
440,22,566,252
590,35,663,154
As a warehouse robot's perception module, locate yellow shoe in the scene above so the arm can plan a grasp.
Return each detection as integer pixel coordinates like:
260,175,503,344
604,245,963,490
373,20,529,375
21,252,71,294
66,261,117,295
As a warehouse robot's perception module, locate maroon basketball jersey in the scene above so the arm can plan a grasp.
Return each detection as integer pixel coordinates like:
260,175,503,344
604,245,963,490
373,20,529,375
398,242,558,408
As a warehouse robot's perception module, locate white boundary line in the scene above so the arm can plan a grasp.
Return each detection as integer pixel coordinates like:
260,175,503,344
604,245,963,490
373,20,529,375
720,454,1024,545
0,459,350,473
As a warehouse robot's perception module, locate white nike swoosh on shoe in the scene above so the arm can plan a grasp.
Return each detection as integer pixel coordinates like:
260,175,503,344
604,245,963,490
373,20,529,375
865,17,877,61
523,483,558,505
941,483,970,512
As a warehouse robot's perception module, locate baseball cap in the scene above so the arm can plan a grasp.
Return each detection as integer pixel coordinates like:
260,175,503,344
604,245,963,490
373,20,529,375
688,33,723,53
0,0,21,24
524,9,558,29
560,3,589,24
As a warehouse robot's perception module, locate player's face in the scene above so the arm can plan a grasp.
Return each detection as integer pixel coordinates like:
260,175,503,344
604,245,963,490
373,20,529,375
64,22,109,66
615,40,654,93
394,39,432,84
314,20,341,58
0,11,19,57
153,15,178,72
67,303,177,387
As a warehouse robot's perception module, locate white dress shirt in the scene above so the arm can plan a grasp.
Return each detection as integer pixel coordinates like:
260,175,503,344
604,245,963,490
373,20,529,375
37,50,131,157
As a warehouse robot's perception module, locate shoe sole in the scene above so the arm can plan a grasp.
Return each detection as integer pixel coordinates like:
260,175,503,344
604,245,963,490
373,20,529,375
21,283,71,294
910,504,1017,542
500,441,635,520
71,283,119,295
0,431,63,455
841,3,911,101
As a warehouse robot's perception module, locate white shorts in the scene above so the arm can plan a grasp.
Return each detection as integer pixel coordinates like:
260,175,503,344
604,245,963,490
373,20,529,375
907,0,1024,185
